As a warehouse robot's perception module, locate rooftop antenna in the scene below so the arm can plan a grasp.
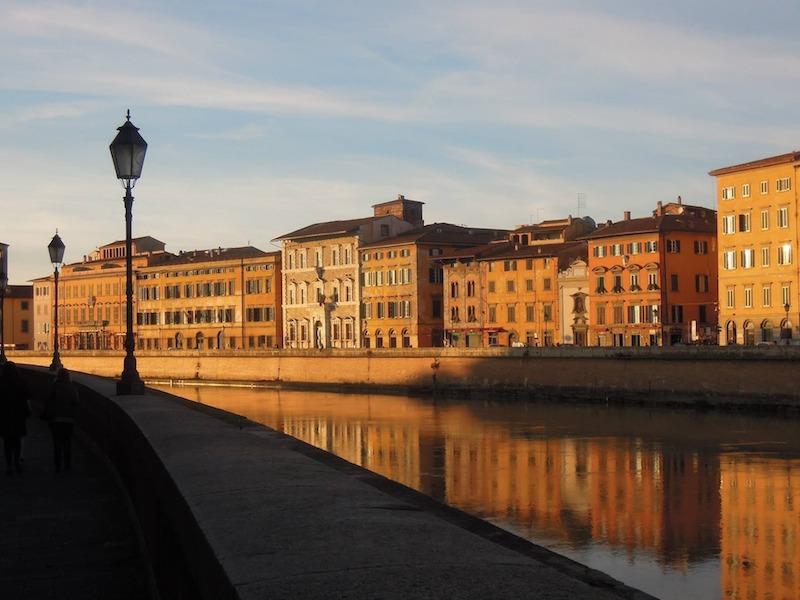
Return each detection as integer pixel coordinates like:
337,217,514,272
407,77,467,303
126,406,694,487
577,193,587,217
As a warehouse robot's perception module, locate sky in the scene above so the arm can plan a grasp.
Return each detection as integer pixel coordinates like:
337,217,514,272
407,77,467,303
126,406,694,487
3,0,800,285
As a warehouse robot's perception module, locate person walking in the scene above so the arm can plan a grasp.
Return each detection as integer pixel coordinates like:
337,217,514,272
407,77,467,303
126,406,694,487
0,362,31,476
44,367,79,473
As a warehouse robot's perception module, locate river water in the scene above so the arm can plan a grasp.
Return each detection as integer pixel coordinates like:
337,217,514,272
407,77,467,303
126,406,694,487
150,384,799,600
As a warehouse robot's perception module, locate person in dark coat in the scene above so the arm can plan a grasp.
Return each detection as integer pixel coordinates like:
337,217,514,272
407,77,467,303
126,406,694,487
0,362,31,476
44,367,79,473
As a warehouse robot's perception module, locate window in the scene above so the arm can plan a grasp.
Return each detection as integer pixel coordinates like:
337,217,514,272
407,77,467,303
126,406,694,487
466,280,476,296
380,224,390,236
543,277,552,291
525,279,534,292
451,306,460,322
761,210,769,230
488,305,497,323
778,207,789,228
647,271,659,290
467,305,476,321
612,305,624,324
627,305,642,324
763,285,772,307
503,260,517,271
543,303,553,322
526,304,535,322
695,274,709,293
627,242,642,255
450,282,459,298
694,241,708,254
777,177,792,192
778,244,793,265
782,285,791,307
595,304,606,325
723,250,737,270
646,240,658,253
525,258,534,270
741,248,755,269
671,305,684,323
488,280,496,293
761,246,770,267
610,244,623,256
506,280,515,293
761,180,769,194
722,215,736,234
612,274,624,293
630,273,640,291
742,183,750,197
670,274,679,292
722,186,736,200
666,239,681,253
595,275,607,294
593,245,607,258
507,306,516,322
738,213,751,233
726,287,735,309
744,286,753,308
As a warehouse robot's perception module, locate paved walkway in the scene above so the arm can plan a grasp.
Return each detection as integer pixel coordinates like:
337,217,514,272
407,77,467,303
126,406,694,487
0,406,153,599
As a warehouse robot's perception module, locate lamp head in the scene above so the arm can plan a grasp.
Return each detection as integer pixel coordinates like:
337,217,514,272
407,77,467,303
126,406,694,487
48,231,66,268
109,110,147,183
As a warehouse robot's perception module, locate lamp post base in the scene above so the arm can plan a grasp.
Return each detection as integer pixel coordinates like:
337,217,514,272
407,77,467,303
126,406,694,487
116,379,145,396
49,351,62,372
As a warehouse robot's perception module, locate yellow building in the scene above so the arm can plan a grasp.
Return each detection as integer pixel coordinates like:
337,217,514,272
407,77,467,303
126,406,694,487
442,217,593,347
274,195,420,349
709,152,800,344
360,223,505,348
136,247,281,350
32,237,281,352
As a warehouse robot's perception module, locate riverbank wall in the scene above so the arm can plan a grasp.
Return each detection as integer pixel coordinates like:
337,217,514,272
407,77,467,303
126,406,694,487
13,346,800,410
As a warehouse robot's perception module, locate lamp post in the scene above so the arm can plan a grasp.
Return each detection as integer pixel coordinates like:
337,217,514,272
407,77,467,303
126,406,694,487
109,111,147,395
48,232,65,371
0,243,7,365
784,302,791,340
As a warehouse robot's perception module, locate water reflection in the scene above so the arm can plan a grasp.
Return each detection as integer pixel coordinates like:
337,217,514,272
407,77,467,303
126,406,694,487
151,385,799,600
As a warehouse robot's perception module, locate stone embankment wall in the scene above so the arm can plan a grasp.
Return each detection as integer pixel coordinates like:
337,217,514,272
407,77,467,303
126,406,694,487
14,346,800,409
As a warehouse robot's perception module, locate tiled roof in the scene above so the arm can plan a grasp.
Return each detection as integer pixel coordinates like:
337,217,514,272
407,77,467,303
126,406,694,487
273,217,380,241
158,246,274,266
581,214,715,239
360,223,508,249
709,151,800,176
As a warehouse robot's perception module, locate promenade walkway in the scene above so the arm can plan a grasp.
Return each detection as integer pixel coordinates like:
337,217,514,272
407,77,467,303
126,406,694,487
0,398,153,599
4,368,655,599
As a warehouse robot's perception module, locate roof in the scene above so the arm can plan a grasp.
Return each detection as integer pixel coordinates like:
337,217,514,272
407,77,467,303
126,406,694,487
273,217,380,241
359,223,508,249
709,151,800,176
582,213,716,240
156,246,274,267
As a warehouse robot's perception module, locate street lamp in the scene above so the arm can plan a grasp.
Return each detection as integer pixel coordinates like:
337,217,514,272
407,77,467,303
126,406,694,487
109,111,147,395
48,232,65,371
0,243,8,365
784,302,791,340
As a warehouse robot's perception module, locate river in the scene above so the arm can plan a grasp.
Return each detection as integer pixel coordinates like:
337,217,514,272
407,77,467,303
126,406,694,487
149,384,799,600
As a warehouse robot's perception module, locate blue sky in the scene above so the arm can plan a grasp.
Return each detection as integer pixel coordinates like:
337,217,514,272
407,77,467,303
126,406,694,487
3,0,800,284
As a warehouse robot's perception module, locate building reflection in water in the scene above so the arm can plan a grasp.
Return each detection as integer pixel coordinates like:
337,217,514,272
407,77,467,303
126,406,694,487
153,385,799,600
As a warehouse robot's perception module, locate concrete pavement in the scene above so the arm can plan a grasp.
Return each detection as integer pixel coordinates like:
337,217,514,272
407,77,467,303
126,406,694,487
0,399,154,599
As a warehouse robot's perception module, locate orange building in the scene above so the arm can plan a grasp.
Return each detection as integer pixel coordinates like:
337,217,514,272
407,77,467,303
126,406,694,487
709,152,800,344
441,217,594,347
360,223,506,348
1,285,34,351
32,237,281,352
136,247,281,350
584,199,717,346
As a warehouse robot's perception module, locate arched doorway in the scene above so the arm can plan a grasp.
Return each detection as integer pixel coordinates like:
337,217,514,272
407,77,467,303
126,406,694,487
743,321,755,345
375,329,384,348
761,320,774,343
402,328,411,348
196,331,205,350
361,329,370,349
388,328,397,348
175,332,184,349
726,321,737,345
217,330,226,350
315,320,324,349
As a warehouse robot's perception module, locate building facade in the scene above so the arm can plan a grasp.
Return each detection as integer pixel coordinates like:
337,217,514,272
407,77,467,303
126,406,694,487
709,152,800,344
360,223,506,348
1,285,33,351
136,247,281,350
274,196,420,349
584,200,718,346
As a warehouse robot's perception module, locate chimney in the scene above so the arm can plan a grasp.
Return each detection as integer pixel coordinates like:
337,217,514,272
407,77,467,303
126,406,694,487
656,201,663,216
677,195,682,204
623,211,631,221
